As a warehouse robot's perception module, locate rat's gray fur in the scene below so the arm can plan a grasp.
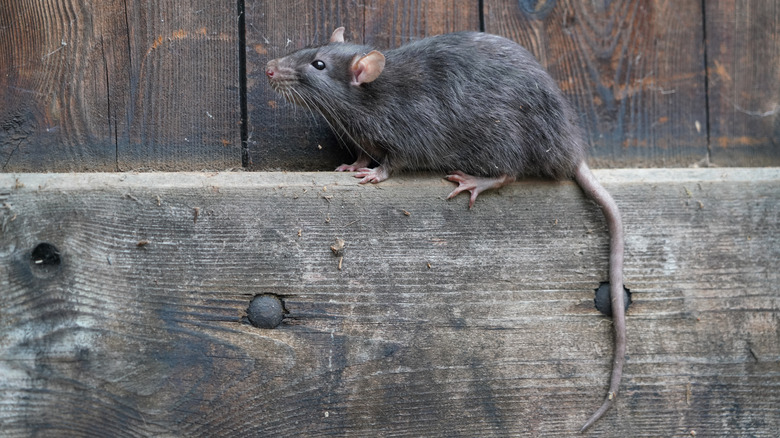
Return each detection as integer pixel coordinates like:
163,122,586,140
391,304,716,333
267,32,586,180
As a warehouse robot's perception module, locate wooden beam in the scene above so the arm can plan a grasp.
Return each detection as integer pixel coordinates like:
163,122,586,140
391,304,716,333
1,169,778,436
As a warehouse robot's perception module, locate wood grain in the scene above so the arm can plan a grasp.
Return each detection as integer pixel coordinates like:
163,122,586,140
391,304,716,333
119,0,242,170
246,0,479,171
484,0,710,168
0,0,242,172
705,0,780,166
1,169,778,436
0,0,117,171
364,0,480,48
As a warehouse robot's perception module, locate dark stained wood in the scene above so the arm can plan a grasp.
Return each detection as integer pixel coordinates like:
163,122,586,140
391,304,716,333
119,0,242,170
705,0,780,166
246,0,479,171
1,169,778,436
484,0,710,168
0,0,117,171
2,1,779,171
0,0,242,172
364,0,480,48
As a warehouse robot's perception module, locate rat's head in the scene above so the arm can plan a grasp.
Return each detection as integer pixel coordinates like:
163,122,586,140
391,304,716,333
265,27,386,109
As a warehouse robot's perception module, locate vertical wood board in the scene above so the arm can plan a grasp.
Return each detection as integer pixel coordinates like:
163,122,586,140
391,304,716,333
483,0,710,167
0,0,242,172
0,0,119,171
705,0,780,166
119,0,242,170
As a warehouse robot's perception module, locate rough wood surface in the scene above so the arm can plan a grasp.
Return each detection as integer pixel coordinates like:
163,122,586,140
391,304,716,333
246,0,480,171
364,0,481,48
484,0,710,168
3,1,779,171
705,0,780,166
1,169,778,437
0,0,242,172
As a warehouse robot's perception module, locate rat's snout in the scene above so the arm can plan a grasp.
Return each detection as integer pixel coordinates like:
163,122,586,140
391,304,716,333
265,60,280,79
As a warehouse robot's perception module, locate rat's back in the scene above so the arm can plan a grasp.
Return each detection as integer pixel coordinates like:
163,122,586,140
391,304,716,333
367,31,586,179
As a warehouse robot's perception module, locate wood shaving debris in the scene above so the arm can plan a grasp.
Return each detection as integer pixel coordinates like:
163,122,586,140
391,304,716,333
330,238,346,256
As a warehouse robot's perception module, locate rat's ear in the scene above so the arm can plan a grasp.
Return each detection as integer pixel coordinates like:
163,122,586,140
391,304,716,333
350,50,385,86
330,27,345,43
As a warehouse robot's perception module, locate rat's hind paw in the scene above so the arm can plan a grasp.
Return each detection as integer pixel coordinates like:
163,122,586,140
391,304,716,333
445,171,515,209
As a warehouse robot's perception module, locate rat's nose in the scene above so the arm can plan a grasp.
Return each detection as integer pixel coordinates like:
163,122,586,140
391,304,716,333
265,60,278,79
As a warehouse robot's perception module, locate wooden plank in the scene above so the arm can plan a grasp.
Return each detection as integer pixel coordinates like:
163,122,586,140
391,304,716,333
1,169,778,436
246,1,479,171
118,0,242,170
364,0,480,48
0,0,118,171
0,0,242,172
483,0,710,168
705,0,780,166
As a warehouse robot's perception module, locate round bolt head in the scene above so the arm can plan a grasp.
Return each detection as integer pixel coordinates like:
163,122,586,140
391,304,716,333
594,282,631,317
247,294,284,329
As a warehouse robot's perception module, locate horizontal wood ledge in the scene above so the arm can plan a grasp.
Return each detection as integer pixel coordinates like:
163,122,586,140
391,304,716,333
1,169,778,437
2,168,778,190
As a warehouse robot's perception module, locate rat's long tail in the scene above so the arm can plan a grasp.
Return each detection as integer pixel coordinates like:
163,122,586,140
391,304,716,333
573,161,626,433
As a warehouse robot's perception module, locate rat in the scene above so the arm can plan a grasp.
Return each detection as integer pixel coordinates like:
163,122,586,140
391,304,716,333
266,27,627,432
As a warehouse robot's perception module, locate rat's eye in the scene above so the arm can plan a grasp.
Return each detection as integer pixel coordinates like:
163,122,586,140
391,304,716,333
311,60,326,70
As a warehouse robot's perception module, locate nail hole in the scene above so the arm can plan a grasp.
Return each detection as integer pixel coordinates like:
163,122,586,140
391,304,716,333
30,242,62,278
247,294,285,329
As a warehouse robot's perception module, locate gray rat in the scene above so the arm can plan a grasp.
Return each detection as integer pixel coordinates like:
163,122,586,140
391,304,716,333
266,27,627,432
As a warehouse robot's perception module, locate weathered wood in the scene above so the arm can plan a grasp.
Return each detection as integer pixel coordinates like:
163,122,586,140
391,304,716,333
3,1,779,171
0,0,242,172
1,169,778,436
705,0,780,166
483,0,710,168
364,0,480,48
246,0,479,171
117,0,242,170
0,0,118,171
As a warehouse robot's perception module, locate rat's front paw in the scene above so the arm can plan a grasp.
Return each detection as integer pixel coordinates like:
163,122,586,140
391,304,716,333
335,163,359,172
